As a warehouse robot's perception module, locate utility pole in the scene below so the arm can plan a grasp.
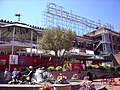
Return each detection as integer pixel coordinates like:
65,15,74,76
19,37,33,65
15,14,21,21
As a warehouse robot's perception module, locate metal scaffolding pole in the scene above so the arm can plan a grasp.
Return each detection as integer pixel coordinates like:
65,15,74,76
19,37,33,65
42,3,114,36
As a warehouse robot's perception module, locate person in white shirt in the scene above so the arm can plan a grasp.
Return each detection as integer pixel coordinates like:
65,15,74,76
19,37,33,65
12,67,18,79
4,68,11,80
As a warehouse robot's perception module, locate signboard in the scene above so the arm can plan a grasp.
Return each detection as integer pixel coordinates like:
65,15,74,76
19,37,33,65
70,64,83,71
9,55,18,65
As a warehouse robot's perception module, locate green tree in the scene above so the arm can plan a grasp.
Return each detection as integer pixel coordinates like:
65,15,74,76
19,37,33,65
38,26,76,65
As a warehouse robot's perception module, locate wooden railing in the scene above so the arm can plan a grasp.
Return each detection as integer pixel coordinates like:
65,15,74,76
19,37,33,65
0,37,37,44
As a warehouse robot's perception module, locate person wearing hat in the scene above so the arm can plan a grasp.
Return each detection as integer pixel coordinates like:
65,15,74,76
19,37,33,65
22,66,34,84
29,66,33,69
27,66,34,83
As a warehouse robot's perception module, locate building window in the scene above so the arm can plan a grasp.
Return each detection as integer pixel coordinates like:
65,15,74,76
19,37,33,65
113,45,115,50
72,42,76,47
112,36,114,41
81,43,84,48
118,46,120,51
77,42,80,48
77,42,84,48
86,44,91,49
118,37,120,44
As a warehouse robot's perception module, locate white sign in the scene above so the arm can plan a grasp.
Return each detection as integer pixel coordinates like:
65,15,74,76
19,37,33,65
9,55,18,65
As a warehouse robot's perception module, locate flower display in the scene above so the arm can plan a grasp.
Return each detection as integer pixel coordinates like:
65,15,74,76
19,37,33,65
40,82,53,90
71,73,80,79
79,80,95,90
54,73,70,84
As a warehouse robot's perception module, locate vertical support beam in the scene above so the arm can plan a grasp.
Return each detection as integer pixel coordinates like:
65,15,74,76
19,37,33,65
19,49,21,56
9,27,15,70
30,30,33,56
11,46,14,57
36,34,39,55
110,34,114,53
0,29,1,53
12,27,15,42
0,29,1,39
102,33,105,54
5,51,8,54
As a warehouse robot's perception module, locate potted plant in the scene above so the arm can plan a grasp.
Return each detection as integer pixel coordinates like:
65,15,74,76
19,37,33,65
54,73,69,84
47,66,55,71
53,73,71,90
55,66,63,71
79,80,95,90
40,82,53,90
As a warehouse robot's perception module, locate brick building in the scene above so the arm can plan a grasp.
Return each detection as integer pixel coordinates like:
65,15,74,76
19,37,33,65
86,27,120,55
0,19,120,70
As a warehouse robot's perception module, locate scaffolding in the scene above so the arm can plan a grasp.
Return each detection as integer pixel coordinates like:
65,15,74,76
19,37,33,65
42,3,114,36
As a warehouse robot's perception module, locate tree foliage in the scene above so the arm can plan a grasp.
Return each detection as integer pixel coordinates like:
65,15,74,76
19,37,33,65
38,26,76,65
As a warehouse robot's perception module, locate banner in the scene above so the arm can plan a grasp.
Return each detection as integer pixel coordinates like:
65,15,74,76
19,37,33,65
70,64,83,71
9,55,18,65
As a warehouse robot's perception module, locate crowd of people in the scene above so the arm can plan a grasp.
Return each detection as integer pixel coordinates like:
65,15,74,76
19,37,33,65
4,66,34,84
3,66,97,90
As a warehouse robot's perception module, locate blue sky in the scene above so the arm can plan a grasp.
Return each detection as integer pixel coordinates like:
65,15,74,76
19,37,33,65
0,0,120,31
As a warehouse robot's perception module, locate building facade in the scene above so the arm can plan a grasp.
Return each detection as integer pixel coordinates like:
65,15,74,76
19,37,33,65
0,19,120,70
86,27,120,55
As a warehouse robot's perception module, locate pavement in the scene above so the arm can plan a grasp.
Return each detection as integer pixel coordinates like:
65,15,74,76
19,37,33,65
0,79,119,90
93,77,120,90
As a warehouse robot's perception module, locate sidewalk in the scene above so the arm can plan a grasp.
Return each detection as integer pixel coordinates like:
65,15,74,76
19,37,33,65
93,77,120,90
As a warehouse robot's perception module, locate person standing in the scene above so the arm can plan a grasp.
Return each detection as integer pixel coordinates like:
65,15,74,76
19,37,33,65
8,68,19,84
27,66,34,83
4,68,11,80
22,66,34,84
17,68,22,81
12,68,18,80
86,71,93,81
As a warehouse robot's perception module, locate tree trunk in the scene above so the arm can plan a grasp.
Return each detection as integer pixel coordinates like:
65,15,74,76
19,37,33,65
60,50,66,66
55,51,58,66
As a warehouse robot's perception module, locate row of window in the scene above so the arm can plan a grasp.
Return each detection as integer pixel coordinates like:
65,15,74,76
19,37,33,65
73,42,93,50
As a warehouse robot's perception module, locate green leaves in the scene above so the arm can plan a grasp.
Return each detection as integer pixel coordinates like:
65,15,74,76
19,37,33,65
38,26,76,52
38,26,76,65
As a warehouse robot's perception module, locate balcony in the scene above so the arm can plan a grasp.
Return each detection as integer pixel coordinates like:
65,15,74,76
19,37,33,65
0,37,37,47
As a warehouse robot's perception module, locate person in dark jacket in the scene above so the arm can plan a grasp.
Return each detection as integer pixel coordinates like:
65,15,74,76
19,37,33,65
86,71,93,81
22,66,34,84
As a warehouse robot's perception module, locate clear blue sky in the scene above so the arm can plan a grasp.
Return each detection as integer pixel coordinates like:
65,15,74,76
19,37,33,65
0,0,120,31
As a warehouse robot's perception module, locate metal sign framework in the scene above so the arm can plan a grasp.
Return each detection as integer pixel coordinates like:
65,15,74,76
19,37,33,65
43,3,114,36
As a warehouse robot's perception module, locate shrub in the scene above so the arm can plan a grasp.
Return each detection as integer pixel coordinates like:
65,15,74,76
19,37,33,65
92,65,99,69
98,65,106,71
86,65,93,70
116,66,120,71
109,66,115,71
105,66,110,70
47,66,55,71
55,66,63,71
